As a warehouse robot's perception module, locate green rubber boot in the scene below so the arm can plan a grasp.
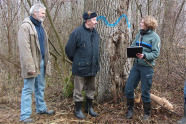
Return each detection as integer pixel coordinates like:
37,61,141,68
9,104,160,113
85,98,98,117
74,102,85,119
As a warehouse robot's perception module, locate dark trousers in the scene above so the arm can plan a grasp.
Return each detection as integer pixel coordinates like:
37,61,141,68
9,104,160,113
124,64,154,103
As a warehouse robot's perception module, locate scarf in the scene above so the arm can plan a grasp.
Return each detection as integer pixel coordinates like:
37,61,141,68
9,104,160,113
140,29,149,35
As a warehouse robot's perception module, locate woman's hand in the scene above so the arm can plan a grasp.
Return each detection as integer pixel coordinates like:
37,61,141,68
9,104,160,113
136,53,144,59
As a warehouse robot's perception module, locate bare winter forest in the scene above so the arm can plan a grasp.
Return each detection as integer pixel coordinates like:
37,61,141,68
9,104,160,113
0,0,185,123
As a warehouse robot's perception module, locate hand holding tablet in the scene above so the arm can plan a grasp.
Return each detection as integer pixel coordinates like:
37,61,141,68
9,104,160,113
127,46,143,58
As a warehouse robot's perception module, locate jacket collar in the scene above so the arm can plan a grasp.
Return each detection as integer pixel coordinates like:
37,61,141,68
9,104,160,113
139,29,153,35
83,22,95,32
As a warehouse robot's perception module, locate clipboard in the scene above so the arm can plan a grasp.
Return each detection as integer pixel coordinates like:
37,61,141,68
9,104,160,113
127,46,143,58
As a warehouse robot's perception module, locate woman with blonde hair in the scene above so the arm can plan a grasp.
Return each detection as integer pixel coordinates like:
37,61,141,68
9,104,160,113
124,15,161,120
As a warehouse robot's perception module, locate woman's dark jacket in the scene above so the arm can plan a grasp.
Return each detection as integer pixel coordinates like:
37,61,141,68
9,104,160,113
65,23,100,77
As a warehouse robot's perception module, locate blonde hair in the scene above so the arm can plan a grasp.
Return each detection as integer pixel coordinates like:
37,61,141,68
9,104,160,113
143,16,158,30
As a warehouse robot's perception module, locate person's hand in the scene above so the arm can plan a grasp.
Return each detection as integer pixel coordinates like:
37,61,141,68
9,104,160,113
136,53,144,59
28,71,36,75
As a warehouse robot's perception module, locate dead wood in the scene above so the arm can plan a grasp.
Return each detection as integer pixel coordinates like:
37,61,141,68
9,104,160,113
134,93,173,111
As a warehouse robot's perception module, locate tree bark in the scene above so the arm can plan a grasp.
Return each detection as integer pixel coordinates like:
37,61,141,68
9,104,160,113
84,0,133,103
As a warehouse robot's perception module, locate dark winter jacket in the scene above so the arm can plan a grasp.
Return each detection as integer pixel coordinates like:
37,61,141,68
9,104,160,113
131,30,161,67
65,23,100,77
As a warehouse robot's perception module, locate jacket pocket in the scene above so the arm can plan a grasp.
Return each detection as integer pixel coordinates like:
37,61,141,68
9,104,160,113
76,59,91,74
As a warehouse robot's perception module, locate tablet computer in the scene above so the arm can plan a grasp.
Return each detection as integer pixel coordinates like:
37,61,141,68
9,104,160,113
127,46,143,58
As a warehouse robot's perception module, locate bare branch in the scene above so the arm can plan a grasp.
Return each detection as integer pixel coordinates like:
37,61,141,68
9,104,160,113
0,53,20,69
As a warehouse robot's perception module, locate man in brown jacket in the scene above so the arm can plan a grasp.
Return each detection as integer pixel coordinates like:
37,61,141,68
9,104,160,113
18,3,54,123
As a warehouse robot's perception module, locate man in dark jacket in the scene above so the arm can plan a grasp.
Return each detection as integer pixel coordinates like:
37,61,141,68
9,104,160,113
65,11,100,119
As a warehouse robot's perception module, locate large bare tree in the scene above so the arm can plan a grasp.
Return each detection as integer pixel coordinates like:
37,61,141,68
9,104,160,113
84,0,134,103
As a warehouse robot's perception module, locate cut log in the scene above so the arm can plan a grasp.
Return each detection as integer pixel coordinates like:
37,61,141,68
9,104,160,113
134,93,173,111
134,94,141,104
150,93,173,111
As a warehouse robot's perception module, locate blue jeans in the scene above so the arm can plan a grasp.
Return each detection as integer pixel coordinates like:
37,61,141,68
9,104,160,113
124,64,154,103
184,80,186,103
20,58,47,121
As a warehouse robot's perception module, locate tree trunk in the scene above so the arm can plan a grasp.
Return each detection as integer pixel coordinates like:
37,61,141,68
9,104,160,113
84,0,133,103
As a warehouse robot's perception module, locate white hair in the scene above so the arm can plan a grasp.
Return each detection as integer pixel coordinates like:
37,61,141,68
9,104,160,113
29,3,46,15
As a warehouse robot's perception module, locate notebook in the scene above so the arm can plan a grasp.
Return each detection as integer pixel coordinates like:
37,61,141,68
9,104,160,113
127,46,143,57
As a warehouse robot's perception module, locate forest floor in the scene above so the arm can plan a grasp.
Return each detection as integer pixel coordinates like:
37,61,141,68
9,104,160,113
0,80,184,124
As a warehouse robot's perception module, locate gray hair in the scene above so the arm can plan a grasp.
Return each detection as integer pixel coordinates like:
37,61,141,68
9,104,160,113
29,3,46,15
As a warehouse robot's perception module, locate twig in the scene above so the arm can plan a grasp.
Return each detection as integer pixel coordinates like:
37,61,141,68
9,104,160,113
0,53,20,69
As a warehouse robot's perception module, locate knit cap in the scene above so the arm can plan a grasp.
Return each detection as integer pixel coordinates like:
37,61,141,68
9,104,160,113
83,11,97,20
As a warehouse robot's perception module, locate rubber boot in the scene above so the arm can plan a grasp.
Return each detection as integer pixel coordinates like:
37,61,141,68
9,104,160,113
85,98,98,117
143,102,151,120
177,104,186,124
126,98,134,119
74,102,85,119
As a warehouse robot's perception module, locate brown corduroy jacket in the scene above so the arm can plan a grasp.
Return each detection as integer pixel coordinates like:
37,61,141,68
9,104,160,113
18,17,50,78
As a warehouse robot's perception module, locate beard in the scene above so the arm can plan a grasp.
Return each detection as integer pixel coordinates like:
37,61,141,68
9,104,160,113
36,15,45,22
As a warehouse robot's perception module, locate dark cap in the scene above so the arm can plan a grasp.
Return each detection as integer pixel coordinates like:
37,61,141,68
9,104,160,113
83,11,97,20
